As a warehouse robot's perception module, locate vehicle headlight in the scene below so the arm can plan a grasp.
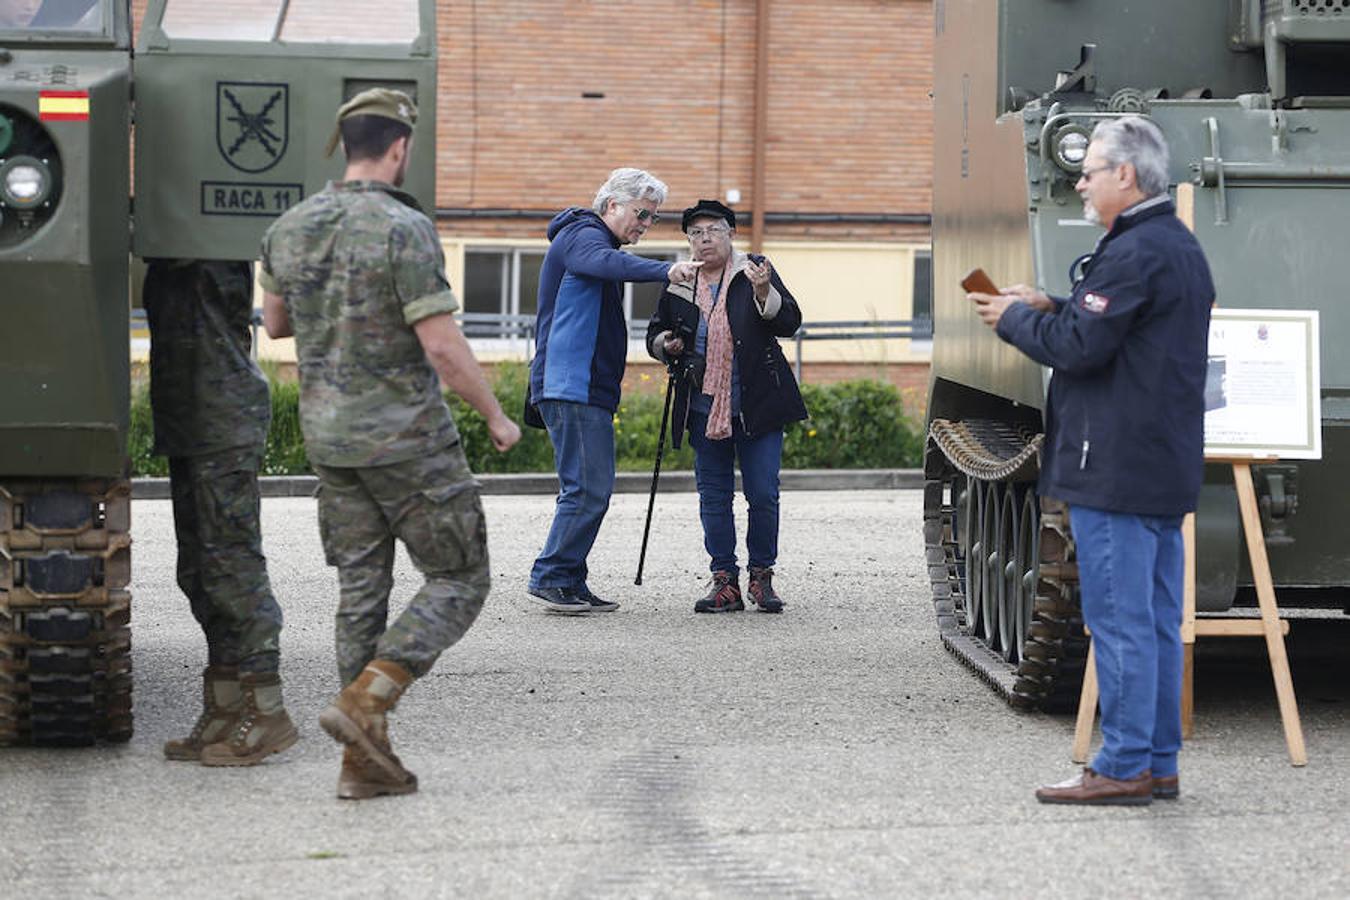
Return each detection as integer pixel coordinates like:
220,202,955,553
1,156,51,208
1051,125,1092,173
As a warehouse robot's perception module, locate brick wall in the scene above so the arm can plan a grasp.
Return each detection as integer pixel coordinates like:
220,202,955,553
436,0,933,241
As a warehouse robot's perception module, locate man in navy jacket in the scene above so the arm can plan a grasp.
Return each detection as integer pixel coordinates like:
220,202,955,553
527,168,701,615
970,117,1214,805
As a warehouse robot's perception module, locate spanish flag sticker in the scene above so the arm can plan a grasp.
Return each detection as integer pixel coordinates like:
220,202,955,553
39,90,90,122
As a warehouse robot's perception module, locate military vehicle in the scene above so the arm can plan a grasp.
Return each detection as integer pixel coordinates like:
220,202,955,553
923,0,1350,709
0,0,437,745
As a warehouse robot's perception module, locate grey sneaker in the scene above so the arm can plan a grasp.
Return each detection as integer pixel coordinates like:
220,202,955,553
527,585,592,615
578,584,619,612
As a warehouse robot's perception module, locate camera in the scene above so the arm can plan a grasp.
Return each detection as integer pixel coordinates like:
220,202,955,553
666,319,703,384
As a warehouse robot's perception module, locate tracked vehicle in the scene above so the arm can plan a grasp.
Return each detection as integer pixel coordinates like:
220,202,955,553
0,0,436,745
924,0,1350,709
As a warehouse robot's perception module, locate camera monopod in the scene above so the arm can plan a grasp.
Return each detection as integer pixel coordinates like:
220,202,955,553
634,363,678,586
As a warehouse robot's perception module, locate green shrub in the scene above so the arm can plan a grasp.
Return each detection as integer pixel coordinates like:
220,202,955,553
262,378,309,475
783,380,924,469
127,364,923,475
128,382,168,477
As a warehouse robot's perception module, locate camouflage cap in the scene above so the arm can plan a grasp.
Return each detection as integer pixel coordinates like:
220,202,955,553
324,88,418,158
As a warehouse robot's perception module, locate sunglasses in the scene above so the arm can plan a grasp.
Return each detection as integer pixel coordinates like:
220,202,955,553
627,205,661,224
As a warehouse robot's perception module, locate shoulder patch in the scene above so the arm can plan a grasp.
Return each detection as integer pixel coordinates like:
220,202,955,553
1081,292,1110,314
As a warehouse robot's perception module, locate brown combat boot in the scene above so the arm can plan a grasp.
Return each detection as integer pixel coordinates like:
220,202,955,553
199,672,300,767
163,666,243,761
318,659,418,795
337,746,418,800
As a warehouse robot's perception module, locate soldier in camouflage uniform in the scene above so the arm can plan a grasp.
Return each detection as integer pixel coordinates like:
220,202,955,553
142,259,298,767
260,88,521,800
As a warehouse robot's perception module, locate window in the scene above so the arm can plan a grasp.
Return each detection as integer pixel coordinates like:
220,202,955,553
626,252,678,327
463,247,679,345
912,249,933,326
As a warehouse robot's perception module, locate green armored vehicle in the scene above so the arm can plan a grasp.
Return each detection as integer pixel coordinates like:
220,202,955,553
0,0,436,745
924,0,1350,709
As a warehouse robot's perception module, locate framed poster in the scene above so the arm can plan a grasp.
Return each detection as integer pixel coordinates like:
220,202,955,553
1204,309,1321,460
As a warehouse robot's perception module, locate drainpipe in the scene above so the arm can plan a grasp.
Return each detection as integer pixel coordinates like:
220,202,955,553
751,0,770,253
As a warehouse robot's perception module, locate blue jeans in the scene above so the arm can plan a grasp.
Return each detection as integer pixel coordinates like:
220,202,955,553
529,400,615,591
1070,505,1185,780
686,412,783,576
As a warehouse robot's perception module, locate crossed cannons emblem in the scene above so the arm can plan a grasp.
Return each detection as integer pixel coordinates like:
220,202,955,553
216,82,290,174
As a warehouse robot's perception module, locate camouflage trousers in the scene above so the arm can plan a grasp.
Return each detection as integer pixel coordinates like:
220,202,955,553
169,446,283,674
313,442,490,686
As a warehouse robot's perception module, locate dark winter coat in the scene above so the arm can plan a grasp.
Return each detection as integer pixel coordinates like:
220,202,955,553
645,250,808,447
996,195,1214,516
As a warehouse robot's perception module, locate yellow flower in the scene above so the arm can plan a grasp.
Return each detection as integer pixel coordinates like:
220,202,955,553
808,429,818,438
640,372,652,382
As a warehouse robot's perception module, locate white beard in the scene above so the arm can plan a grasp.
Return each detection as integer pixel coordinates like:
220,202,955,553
1082,198,1102,226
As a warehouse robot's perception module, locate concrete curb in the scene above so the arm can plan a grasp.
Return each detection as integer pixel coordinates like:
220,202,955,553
130,468,923,500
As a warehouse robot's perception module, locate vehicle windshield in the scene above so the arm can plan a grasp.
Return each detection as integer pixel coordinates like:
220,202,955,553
0,0,104,33
158,0,419,43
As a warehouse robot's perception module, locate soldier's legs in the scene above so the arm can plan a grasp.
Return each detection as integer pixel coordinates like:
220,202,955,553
167,448,292,763
366,445,490,677
169,455,236,667
317,445,489,800
176,447,283,674
314,464,398,686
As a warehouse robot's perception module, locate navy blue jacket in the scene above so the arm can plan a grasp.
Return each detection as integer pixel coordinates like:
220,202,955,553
529,208,671,413
996,196,1214,516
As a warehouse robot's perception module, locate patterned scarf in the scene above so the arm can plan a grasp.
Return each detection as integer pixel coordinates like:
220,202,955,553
695,263,734,440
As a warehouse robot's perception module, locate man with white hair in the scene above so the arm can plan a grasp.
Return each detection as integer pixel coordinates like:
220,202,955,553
526,168,702,614
969,116,1214,805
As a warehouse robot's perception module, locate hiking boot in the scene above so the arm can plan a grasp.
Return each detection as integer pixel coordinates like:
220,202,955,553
163,665,242,761
526,585,592,615
338,745,418,800
578,584,619,612
694,571,743,613
319,659,417,790
199,672,299,767
748,567,785,613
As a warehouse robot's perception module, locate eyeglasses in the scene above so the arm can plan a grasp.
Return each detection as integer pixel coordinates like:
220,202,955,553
629,206,661,223
1078,164,1117,183
686,225,730,240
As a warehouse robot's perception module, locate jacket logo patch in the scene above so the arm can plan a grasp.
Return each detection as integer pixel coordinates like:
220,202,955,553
1081,292,1110,314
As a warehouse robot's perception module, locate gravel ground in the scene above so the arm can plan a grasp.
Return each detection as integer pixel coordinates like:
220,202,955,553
2,489,1347,899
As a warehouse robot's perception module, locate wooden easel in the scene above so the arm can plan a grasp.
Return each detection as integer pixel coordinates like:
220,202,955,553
1072,184,1307,767
1072,459,1306,766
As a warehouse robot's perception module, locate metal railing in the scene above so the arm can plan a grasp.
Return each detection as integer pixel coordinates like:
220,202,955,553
790,319,933,380
129,308,266,360
130,311,933,377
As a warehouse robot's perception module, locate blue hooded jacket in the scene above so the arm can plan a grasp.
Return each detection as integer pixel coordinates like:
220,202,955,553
528,208,671,413
996,196,1214,516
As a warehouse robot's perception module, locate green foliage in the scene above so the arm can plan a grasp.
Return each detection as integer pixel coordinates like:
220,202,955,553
783,380,924,469
262,378,309,475
446,361,555,473
128,382,168,477
126,364,923,476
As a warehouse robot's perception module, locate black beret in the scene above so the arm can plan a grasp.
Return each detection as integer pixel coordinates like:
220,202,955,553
681,198,736,233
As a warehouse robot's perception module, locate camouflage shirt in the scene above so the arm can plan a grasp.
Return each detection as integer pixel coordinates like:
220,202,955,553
259,181,460,467
142,259,271,458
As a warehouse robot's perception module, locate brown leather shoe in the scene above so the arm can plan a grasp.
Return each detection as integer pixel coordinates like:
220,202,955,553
1035,768,1153,806
1152,774,1180,800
